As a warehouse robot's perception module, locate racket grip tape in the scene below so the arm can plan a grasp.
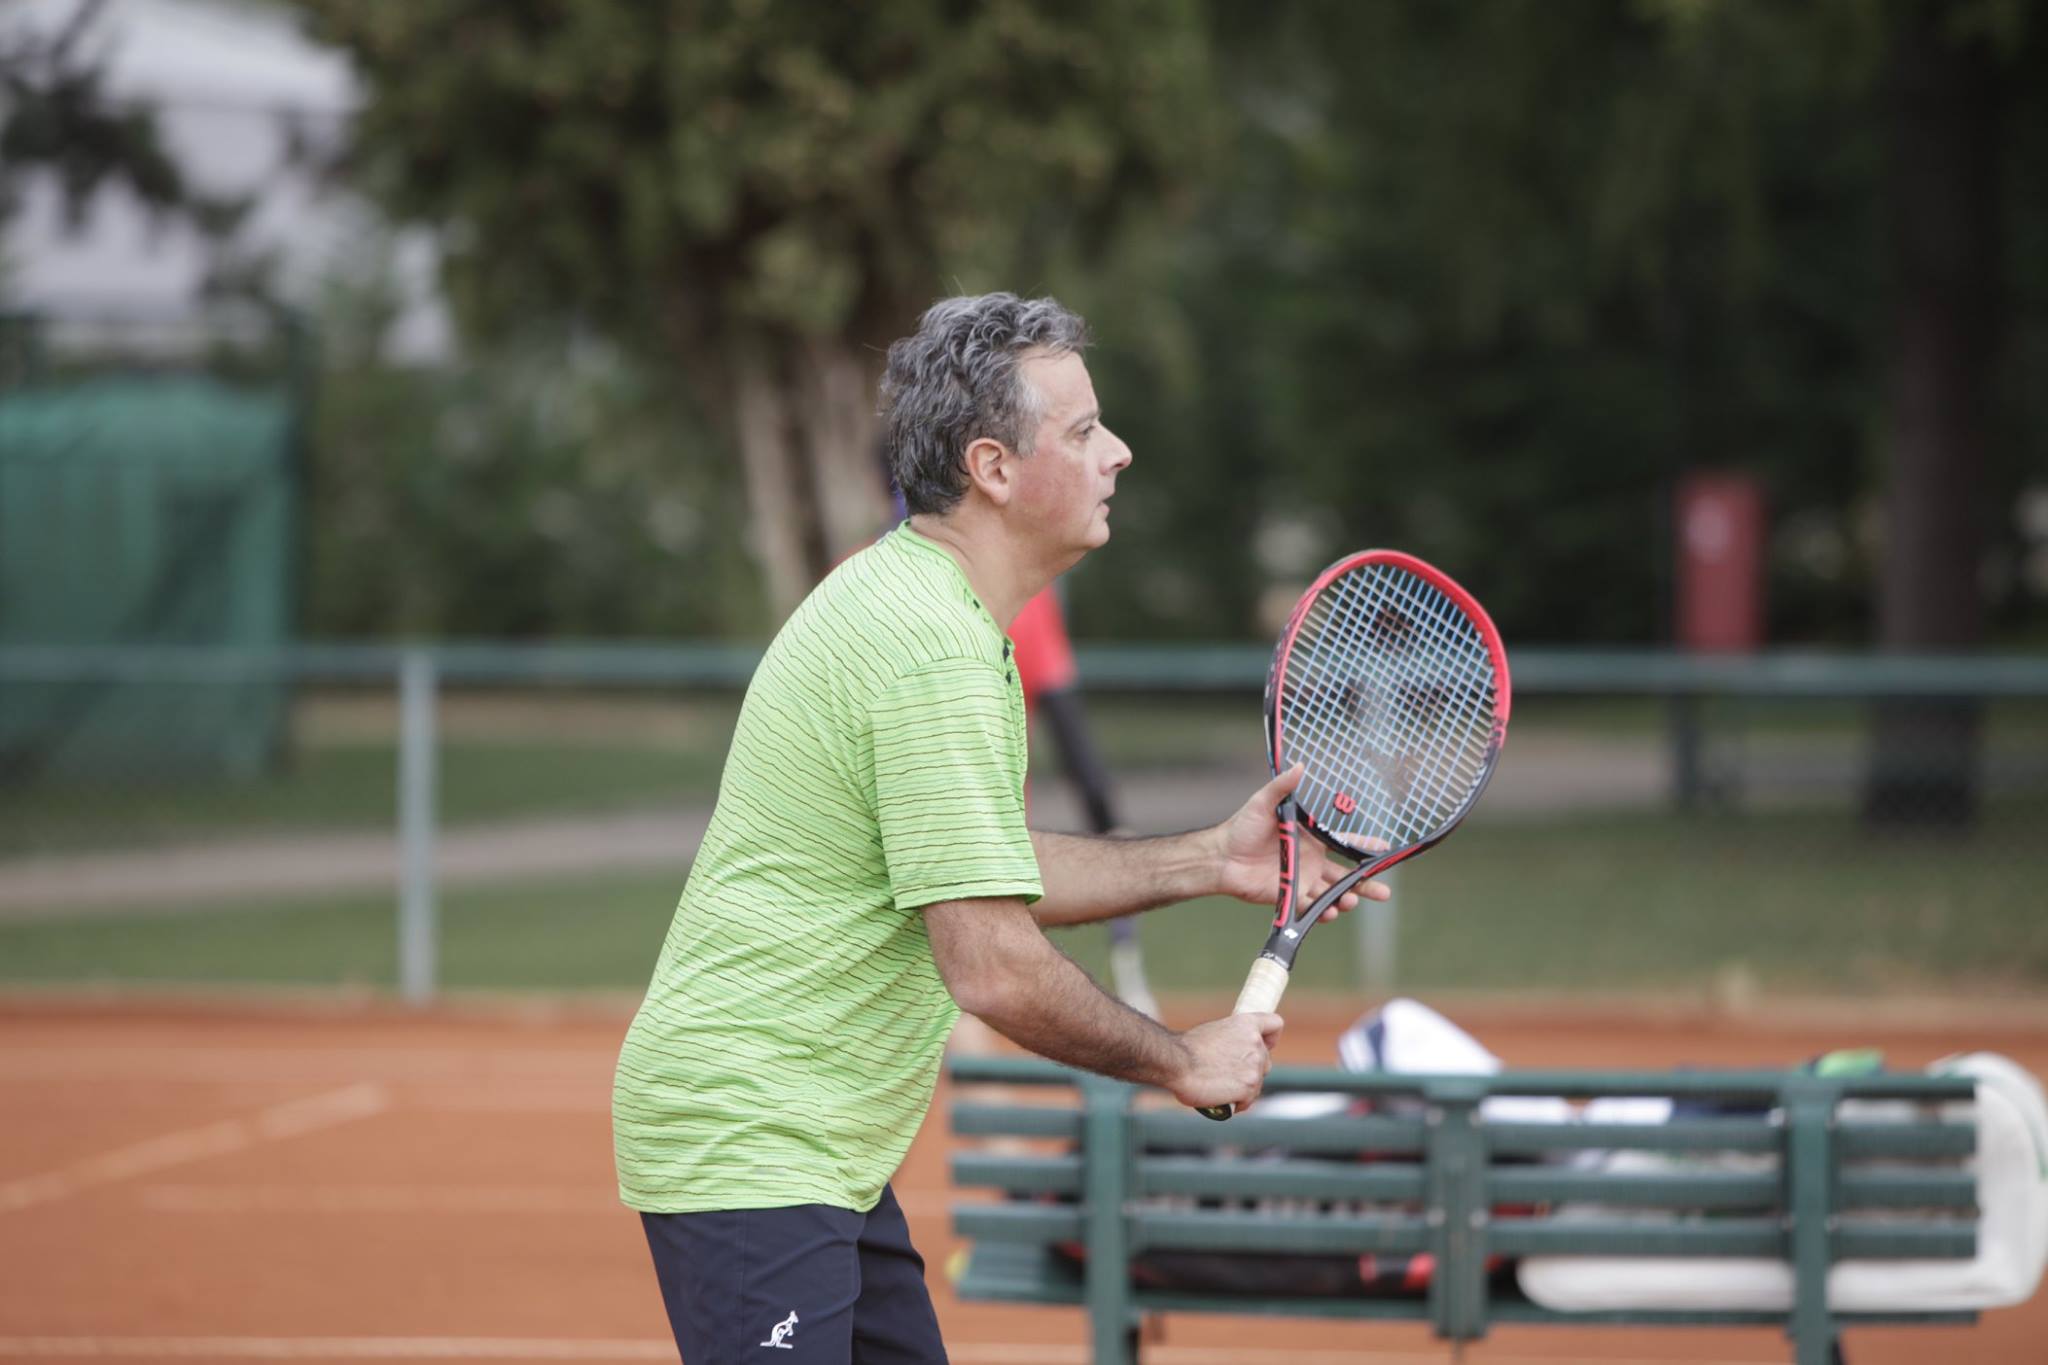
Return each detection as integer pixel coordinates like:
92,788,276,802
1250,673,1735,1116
1195,957,1292,1121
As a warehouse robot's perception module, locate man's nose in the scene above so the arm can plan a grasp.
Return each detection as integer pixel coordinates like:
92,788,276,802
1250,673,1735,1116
1106,427,1133,470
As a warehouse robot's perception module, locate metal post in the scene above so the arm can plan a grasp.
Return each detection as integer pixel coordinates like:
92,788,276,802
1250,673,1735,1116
1783,1079,1840,1365
1358,867,1398,994
1081,1076,1135,1364
1671,693,1704,808
1423,1079,1490,1347
397,648,438,1004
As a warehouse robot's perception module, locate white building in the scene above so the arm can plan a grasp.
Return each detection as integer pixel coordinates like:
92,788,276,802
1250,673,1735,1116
1,0,446,359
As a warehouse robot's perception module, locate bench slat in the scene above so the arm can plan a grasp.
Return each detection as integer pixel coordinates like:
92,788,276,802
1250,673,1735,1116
1488,1119,1781,1155
954,1241,1084,1306
954,1203,1082,1243
1490,1168,1780,1208
1490,1301,1980,1328
1840,1169,1977,1210
952,1104,1083,1140
1134,1208,1430,1255
1134,1111,1427,1154
1836,1223,1977,1259
1137,1156,1426,1203
1839,1122,1976,1159
1491,1217,1788,1257
1491,1217,1978,1260
951,1153,1080,1196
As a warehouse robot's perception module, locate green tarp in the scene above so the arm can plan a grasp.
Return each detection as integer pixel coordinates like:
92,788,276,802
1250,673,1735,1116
0,377,296,779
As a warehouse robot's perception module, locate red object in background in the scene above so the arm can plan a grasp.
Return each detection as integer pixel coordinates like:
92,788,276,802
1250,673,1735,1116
1008,587,1078,707
1676,473,1766,652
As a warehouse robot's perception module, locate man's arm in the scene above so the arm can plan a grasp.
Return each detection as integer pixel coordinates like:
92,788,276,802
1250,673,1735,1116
1026,827,1220,927
923,894,1279,1111
1027,764,1392,928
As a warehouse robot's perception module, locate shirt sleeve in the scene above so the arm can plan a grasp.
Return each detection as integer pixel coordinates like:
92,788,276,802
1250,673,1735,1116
869,656,1043,911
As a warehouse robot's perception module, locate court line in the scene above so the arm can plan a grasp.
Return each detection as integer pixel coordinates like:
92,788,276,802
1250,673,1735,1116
0,1049,605,1084
127,1184,945,1217
0,1339,1782,1363
0,1084,388,1214
138,1184,621,1214
951,1350,1780,1365
0,1341,670,1361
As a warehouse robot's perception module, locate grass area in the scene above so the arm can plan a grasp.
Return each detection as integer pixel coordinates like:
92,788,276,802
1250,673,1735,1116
5,802,2041,998
1374,800,2048,996
6,688,2042,857
1061,693,2048,772
0,740,731,856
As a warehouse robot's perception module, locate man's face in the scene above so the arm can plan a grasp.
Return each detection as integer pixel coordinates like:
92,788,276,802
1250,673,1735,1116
1010,349,1132,560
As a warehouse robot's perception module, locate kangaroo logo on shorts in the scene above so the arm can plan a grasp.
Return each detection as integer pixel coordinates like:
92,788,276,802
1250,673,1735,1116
761,1309,799,1349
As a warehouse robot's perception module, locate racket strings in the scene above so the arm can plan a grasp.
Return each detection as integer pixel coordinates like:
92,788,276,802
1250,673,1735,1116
1277,563,1499,856
1320,568,1493,838
1374,570,1492,827
1288,586,1487,848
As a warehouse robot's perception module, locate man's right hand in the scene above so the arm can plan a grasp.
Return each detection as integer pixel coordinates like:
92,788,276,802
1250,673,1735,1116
1169,1012,1283,1111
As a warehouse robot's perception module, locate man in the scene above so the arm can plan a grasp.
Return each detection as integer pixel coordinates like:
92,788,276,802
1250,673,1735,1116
614,293,1385,1363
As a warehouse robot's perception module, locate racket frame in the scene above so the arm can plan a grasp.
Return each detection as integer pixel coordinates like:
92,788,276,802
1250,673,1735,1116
1260,549,1510,967
1198,551,1510,1120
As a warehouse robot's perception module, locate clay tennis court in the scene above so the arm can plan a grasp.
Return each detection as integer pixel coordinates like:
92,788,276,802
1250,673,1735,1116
1,995,2042,1364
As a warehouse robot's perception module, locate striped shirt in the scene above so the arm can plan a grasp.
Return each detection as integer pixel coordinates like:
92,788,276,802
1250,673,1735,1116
613,523,1042,1212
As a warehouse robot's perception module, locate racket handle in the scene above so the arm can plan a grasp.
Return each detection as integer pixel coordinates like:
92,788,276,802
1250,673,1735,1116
1196,956,1292,1121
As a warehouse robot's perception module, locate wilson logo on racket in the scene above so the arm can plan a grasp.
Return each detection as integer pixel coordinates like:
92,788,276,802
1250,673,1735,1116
1197,548,1512,1123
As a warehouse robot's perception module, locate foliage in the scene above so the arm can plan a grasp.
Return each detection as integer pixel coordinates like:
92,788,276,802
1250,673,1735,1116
307,246,761,639
0,0,183,234
301,0,1210,350
0,0,265,300
298,0,1217,611
284,0,2046,645
1065,0,2045,645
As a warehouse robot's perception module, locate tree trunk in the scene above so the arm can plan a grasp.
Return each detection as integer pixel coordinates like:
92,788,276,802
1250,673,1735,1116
796,335,889,564
733,344,816,620
1861,6,2003,829
731,334,890,619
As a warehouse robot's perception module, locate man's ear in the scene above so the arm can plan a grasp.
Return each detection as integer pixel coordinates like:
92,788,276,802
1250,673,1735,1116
962,435,1015,506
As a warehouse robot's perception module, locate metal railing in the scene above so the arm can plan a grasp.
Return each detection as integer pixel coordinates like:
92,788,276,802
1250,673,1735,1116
3,643,2044,1003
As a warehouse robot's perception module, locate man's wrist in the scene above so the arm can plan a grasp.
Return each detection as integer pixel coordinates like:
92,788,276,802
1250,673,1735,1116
1146,1029,1194,1092
1203,822,1233,899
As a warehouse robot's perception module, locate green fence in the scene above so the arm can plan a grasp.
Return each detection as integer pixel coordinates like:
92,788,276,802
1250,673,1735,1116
0,644,2043,1004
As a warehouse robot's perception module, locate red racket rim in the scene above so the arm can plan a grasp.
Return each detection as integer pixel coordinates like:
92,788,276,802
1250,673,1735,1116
1267,549,1511,856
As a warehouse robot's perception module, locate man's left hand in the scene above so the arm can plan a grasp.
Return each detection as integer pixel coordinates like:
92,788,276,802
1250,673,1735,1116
1216,763,1392,921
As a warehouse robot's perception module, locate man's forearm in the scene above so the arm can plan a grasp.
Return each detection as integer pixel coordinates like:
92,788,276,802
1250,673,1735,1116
968,930,1188,1087
1027,828,1223,927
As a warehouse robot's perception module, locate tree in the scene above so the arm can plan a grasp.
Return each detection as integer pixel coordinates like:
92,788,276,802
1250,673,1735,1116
0,0,187,328
1861,0,2024,826
0,0,184,230
1092,0,1902,644
301,0,1216,616
1081,0,2042,671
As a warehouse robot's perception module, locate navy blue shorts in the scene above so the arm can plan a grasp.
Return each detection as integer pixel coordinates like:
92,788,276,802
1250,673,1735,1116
639,1184,947,1364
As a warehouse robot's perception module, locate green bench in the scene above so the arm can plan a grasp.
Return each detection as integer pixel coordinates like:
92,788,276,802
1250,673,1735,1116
946,1055,1981,1365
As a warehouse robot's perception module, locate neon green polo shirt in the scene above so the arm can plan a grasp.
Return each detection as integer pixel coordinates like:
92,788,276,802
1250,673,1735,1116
613,523,1042,1213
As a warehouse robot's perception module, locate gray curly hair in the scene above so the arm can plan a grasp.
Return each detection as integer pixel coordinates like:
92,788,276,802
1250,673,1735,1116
880,293,1091,516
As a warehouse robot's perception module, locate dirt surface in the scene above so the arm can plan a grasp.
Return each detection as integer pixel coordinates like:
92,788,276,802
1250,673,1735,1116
0,994,2042,1363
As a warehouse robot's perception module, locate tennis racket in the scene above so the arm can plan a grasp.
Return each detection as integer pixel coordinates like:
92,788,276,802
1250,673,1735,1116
1198,550,1511,1120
